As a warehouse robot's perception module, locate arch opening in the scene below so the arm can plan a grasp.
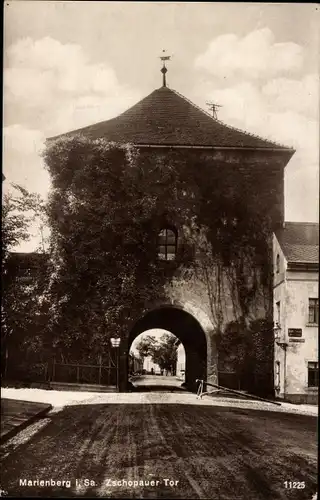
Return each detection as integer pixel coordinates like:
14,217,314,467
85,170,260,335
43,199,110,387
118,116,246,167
126,307,208,392
129,329,186,391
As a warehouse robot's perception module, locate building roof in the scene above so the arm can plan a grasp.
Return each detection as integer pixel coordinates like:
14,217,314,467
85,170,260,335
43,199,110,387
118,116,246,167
48,86,294,151
275,222,319,264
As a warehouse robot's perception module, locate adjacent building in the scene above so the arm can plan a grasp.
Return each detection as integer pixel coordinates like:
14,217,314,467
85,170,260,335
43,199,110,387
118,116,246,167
176,342,186,379
273,222,319,404
128,353,143,375
143,357,161,375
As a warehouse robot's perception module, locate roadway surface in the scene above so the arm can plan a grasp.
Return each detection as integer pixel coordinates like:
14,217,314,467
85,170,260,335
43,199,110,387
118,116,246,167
0,376,317,499
131,374,186,391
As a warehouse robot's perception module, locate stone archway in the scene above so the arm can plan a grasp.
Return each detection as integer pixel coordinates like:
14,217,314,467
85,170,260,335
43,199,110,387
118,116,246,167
119,304,218,392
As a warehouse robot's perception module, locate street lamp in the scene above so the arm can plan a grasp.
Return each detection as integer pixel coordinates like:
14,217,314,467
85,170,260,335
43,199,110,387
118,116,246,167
273,323,288,349
110,336,121,348
110,335,121,390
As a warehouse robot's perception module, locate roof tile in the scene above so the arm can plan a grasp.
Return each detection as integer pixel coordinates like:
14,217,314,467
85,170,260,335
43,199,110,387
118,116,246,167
276,222,319,263
49,86,294,150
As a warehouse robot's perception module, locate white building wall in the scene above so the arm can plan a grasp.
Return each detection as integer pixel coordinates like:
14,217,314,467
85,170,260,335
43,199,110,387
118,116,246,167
176,343,186,379
285,275,318,401
273,235,288,397
273,234,318,404
143,357,161,374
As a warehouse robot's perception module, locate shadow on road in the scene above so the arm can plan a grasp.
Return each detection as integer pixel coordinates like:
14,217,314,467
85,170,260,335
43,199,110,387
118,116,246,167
1,402,317,499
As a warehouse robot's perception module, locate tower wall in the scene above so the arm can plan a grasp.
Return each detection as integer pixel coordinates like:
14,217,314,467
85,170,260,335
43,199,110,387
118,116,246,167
138,147,287,227
119,146,288,392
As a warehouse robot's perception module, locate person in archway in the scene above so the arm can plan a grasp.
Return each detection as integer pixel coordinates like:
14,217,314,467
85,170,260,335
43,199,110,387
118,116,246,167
151,367,154,375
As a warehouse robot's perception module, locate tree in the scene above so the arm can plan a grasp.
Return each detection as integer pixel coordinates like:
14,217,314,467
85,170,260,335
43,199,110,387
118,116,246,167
42,136,192,361
135,333,178,374
2,184,44,261
151,334,178,374
2,183,48,379
216,317,274,396
135,335,157,360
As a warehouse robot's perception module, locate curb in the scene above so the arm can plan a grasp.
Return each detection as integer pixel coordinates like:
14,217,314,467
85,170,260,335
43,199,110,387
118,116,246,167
0,403,52,444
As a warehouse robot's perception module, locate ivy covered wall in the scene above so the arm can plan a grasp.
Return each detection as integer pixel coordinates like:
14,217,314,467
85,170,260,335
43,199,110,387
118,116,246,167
4,135,290,396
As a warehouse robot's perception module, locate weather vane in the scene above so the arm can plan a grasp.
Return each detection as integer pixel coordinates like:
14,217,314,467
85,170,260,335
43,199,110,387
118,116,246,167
159,50,172,87
206,101,222,120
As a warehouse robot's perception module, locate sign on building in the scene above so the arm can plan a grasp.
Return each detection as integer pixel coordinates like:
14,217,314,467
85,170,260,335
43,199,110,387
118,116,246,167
288,328,303,337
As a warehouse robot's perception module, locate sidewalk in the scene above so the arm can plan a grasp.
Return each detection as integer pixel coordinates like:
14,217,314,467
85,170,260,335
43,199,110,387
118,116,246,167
1,387,318,418
1,398,52,443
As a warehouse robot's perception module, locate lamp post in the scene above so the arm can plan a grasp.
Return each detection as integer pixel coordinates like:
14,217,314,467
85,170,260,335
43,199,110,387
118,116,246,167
273,323,288,349
273,322,288,399
110,335,121,391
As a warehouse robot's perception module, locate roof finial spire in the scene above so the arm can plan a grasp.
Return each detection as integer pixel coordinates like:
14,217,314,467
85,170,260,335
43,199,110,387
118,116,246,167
159,50,171,87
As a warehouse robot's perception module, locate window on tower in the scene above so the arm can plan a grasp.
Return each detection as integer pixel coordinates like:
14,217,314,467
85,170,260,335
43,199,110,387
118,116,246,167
308,298,319,324
158,228,177,261
275,361,280,390
308,362,319,387
276,254,280,274
276,301,281,326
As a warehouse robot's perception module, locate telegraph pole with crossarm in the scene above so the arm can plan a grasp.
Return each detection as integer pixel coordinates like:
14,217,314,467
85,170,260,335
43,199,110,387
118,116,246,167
206,101,222,120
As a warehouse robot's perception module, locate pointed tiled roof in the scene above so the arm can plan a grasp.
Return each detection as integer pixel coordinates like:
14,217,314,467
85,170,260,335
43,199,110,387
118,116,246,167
275,222,319,263
49,86,294,151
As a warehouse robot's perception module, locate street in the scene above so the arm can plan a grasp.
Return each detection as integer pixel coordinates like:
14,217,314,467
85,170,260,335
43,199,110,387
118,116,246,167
0,378,317,499
131,374,186,391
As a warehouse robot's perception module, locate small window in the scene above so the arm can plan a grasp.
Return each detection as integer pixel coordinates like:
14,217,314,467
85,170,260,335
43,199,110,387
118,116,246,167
158,228,177,261
276,301,281,326
276,254,280,274
220,216,237,228
308,298,319,324
308,362,319,387
275,361,280,389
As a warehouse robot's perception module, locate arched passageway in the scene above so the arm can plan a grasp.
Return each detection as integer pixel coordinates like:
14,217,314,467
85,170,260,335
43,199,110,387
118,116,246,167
129,329,186,392
125,307,208,392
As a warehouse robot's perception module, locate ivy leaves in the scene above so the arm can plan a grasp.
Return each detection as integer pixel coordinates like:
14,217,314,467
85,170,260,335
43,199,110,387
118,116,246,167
43,135,273,362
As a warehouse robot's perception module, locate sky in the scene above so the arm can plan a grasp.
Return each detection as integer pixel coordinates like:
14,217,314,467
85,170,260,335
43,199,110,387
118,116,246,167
3,2,320,251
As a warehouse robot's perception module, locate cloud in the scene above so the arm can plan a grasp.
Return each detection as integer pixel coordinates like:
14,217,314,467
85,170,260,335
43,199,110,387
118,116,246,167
195,28,303,80
3,125,50,252
5,37,118,96
3,124,49,197
285,160,319,222
209,82,319,154
4,37,141,135
196,35,319,221
262,74,319,119
3,37,144,251
46,90,141,137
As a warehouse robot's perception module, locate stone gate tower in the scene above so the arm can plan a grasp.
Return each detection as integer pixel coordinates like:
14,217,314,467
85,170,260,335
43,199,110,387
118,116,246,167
51,69,295,392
